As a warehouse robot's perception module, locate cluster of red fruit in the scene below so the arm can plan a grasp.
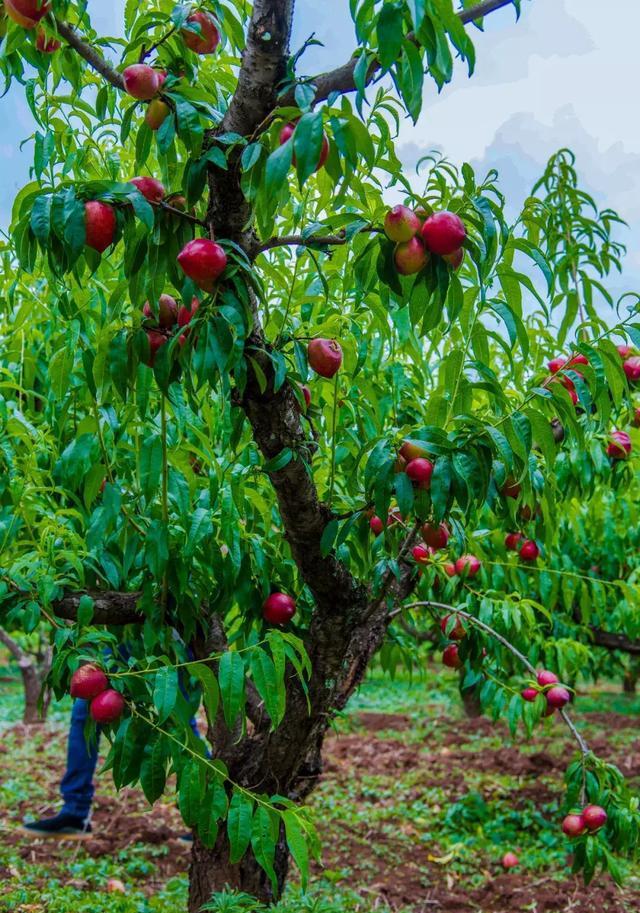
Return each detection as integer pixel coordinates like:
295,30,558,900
70,664,125,724
561,804,608,837
384,205,466,276
141,294,199,366
3,0,60,50
84,180,227,298
521,670,571,715
504,531,539,562
548,347,637,459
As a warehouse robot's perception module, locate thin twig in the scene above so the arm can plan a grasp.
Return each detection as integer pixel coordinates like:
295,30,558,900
55,21,125,91
397,600,591,759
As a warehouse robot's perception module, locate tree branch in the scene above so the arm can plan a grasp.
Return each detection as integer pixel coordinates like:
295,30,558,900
53,591,143,625
0,627,26,662
591,628,640,656
258,232,348,253
55,21,125,91
279,0,516,107
401,600,591,759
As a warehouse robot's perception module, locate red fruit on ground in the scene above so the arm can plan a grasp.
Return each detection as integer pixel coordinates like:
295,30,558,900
582,804,608,832
181,10,220,54
421,210,466,256
35,28,61,52
546,685,571,709
394,236,428,275
262,592,296,625
501,477,521,499
279,122,330,172
562,814,586,837
537,670,559,687
144,330,167,367
521,687,539,702
623,356,640,382
369,516,384,535
308,338,343,378
146,99,171,131
607,430,632,460
405,457,434,490
455,555,482,578
442,643,462,669
123,64,161,100
178,239,227,292
440,614,466,640
422,522,449,550
501,852,519,869
384,205,421,243
505,532,523,551
85,201,116,253
90,689,125,724
178,296,200,329
70,664,109,701
130,176,165,203
106,878,127,894
412,545,431,565
143,294,179,329
519,539,540,562
5,0,51,28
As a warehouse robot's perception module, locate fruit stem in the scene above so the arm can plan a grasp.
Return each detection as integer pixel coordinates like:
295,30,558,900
138,25,177,63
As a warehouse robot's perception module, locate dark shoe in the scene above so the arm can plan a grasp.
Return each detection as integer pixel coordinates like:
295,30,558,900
21,812,92,840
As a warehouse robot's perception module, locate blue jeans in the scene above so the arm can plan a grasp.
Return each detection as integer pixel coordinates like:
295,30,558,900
61,691,203,821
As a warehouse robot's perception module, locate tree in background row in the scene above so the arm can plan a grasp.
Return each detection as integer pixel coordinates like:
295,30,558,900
1,0,639,909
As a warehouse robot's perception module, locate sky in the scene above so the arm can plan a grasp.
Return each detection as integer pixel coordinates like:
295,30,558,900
2,0,639,297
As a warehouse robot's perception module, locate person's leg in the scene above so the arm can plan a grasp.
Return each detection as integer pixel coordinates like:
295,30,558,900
60,698,99,820
22,699,98,837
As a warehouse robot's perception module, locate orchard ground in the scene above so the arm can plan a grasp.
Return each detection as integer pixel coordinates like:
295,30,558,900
1,655,639,913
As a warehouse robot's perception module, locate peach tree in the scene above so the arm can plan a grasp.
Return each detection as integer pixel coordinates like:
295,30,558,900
0,0,639,908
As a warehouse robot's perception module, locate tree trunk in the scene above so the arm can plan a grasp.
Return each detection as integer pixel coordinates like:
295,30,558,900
0,629,51,725
189,830,289,911
460,680,483,718
20,661,50,725
623,669,638,694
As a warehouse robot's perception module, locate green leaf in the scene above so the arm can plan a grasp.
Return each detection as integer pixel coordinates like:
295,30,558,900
283,809,310,888
140,433,163,500
265,141,292,199
377,2,405,71
179,758,205,828
227,790,254,864
153,666,179,724
250,649,284,727
140,737,168,804
189,662,220,726
251,806,278,890
218,651,246,728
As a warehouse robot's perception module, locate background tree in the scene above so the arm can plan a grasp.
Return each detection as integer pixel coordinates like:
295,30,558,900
0,1,639,910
